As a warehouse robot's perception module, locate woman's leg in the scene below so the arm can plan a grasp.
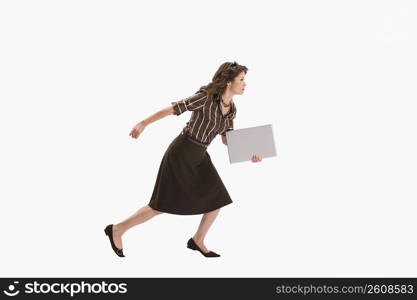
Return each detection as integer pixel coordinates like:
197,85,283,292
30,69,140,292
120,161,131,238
112,205,163,249
192,208,220,253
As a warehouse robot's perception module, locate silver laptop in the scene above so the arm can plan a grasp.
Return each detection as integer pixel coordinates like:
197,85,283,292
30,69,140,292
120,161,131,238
226,124,277,164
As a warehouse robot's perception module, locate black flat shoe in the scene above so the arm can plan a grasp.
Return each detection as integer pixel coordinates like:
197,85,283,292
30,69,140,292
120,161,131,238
104,224,125,257
187,238,220,257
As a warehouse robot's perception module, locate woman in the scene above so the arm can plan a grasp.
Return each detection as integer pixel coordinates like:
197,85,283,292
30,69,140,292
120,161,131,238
104,61,262,258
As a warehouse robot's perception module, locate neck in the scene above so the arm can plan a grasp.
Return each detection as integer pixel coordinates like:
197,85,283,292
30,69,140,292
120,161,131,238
220,90,233,105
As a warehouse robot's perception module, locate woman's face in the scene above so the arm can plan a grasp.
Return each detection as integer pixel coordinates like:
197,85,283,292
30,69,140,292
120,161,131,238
229,71,247,95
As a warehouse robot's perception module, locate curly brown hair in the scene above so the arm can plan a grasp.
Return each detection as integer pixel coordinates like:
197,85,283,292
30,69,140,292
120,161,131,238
196,61,248,99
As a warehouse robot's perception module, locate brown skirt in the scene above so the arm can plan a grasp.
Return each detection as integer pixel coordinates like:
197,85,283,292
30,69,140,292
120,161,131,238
148,130,233,215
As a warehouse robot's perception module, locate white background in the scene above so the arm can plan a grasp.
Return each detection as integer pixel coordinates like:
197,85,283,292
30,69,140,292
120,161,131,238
1,0,416,277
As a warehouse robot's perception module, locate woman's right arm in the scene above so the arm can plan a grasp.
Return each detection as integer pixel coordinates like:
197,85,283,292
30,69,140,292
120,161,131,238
129,105,175,139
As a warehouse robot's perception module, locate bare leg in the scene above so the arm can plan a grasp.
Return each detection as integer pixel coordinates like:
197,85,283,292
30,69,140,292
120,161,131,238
112,205,163,249
192,208,220,253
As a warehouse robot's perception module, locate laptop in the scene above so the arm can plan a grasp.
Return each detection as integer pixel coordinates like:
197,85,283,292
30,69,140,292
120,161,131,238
226,124,277,164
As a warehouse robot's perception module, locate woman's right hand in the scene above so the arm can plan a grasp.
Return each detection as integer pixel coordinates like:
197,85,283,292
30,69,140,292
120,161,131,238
129,121,146,139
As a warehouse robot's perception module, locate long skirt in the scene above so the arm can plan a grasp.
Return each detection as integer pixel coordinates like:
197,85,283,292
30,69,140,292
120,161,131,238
148,130,233,215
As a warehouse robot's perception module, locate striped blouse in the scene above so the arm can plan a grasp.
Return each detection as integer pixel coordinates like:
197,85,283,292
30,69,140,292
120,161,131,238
171,89,236,145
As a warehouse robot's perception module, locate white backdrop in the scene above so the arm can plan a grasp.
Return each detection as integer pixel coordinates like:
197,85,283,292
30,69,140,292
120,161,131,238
1,0,416,277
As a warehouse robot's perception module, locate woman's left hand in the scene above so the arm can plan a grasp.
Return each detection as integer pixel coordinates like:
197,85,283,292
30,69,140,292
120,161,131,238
251,154,262,163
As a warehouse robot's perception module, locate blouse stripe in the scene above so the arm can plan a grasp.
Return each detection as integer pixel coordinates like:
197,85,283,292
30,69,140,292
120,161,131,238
205,104,217,143
195,102,206,140
202,100,214,142
190,110,199,135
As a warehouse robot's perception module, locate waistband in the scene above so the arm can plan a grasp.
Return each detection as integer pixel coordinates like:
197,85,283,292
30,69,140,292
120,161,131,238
180,129,208,148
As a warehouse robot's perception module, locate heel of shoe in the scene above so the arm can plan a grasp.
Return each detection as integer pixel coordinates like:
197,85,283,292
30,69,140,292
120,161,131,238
187,238,197,250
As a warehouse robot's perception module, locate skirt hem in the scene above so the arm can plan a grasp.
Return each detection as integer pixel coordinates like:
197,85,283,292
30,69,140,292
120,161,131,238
148,201,232,215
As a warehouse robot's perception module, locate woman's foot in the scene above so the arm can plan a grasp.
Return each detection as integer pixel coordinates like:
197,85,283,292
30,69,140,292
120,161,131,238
187,237,220,257
192,237,209,253
104,224,125,257
112,224,124,250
